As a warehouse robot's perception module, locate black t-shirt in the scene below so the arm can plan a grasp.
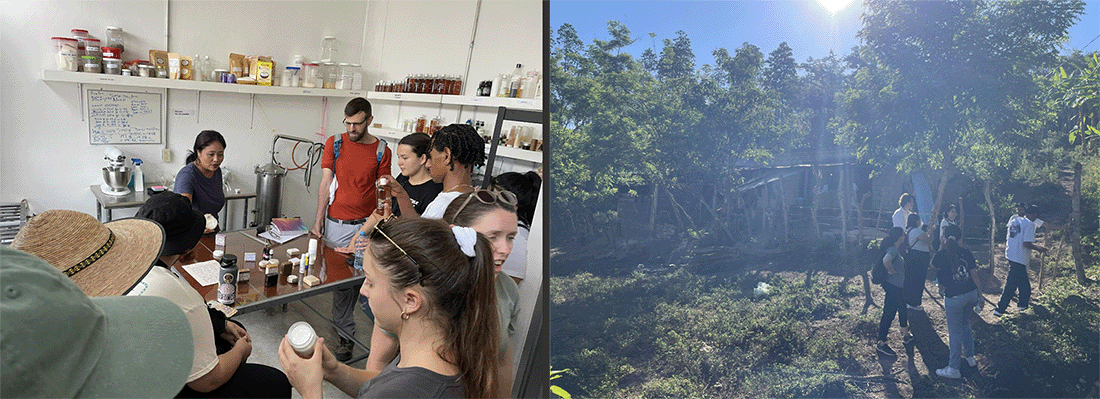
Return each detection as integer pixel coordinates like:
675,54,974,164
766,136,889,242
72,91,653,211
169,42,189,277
932,247,978,298
393,174,443,217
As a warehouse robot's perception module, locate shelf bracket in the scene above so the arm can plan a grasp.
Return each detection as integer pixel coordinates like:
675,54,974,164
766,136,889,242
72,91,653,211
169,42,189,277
250,93,255,129
197,91,202,124
79,83,85,122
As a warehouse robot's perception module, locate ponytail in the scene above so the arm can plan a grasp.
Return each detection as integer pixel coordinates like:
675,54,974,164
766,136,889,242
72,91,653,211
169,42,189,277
450,234,500,398
185,150,198,165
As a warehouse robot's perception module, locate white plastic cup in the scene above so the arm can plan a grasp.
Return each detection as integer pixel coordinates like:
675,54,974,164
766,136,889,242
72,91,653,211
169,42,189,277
287,321,318,358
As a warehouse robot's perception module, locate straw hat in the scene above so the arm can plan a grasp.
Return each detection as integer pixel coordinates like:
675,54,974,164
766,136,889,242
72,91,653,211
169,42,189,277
11,209,164,297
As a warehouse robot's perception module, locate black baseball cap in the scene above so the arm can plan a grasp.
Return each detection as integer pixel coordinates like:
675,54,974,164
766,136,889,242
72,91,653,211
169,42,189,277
136,192,205,256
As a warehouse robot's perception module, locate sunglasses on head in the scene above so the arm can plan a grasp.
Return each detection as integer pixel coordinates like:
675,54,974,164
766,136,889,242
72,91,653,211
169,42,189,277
369,216,427,283
449,188,517,224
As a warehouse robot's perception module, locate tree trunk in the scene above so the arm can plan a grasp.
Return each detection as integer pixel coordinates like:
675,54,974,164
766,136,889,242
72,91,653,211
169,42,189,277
1072,162,1087,285
858,192,870,247
984,179,996,268
812,165,822,238
699,197,734,242
931,169,950,229
840,166,849,251
665,186,694,231
667,187,684,230
649,182,659,233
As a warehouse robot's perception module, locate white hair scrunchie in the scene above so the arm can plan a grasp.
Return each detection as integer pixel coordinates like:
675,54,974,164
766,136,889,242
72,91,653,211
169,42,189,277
452,226,477,258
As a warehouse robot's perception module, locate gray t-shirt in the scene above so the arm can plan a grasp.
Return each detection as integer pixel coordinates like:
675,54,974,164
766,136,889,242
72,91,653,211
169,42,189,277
357,363,463,398
885,246,906,288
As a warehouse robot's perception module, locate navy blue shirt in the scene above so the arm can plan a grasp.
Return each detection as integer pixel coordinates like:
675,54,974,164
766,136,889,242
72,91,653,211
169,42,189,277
174,163,225,217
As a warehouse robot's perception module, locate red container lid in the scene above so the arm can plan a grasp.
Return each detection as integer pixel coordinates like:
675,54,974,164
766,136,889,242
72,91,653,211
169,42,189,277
102,47,122,58
70,29,89,34
51,36,78,41
85,38,100,43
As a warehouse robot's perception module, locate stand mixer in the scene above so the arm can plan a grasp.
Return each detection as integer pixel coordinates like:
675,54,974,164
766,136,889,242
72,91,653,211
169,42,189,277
101,146,133,196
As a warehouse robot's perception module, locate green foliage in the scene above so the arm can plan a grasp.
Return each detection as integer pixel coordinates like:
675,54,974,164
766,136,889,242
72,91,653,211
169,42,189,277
550,369,573,399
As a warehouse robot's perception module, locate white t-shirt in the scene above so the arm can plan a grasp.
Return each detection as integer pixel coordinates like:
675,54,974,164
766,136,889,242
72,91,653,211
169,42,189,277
1008,214,1045,229
893,208,909,229
501,224,529,280
908,226,930,253
128,267,219,383
1005,216,1036,265
421,191,463,220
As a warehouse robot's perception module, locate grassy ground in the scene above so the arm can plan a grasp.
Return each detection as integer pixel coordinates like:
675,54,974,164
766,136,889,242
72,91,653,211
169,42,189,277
550,241,1099,398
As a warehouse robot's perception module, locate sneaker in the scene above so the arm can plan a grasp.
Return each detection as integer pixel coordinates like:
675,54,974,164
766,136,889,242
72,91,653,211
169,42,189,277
974,305,982,315
334,336,354,362
936,366,961,379
877,342,898,357
907,304,924,311
966,356,977,367
993,309,1006,317
903,333,916,344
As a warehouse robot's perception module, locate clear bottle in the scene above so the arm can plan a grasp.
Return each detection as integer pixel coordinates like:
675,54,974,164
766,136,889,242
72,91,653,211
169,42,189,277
351,64,363,90
203,56,214,82
321,62,337,89
131,158,144,193
354,231,367,271
105,26,125,52
508,64,523,97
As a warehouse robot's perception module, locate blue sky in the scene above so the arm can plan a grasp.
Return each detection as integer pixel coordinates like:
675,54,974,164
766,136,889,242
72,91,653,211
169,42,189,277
550,0,1100,68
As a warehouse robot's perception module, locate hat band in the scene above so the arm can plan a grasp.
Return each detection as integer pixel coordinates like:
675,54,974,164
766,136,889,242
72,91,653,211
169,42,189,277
64,231,116,277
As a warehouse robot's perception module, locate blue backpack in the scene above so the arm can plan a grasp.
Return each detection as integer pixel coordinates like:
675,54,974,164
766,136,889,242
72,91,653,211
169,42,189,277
332,133,387,170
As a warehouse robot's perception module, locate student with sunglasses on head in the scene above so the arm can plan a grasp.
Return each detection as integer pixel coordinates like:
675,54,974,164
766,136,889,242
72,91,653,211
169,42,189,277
278,217,501,399
419,124,487,220
361,189,521,396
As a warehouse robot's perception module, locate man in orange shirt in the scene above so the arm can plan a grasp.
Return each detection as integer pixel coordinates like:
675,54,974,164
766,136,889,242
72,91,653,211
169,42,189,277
310,97,392,362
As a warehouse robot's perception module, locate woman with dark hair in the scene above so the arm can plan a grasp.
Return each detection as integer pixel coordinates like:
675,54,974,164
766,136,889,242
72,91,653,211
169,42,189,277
905,213,935,311
384,132,442,218
492,171,541,284
279,217,501,398
938,204,959,246
419,124,487,220
877,226,912,357
175,130,226,231
931,225,981,379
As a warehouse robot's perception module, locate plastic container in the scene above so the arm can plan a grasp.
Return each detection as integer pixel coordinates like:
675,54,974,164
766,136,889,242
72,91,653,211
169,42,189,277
82,56,101,73
354,231,366,271
212,68,228,83
285,66,300,87
131,158,144,192
287,321,318,358
53,37,80,71
83,38,102,60
70,28,89,57
103,58,122,75
102,47,122,60
212,249,224,261
105,26,124,52
351,64,363,90
321,62,337,89
376,177,389,210
320,36,337,63
301,63,318,88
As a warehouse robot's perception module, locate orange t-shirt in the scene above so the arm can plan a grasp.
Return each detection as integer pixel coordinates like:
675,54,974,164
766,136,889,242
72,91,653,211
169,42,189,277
321,133,392,221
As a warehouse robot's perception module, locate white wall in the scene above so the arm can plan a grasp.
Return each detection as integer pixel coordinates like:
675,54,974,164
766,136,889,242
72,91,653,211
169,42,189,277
1,0,542,225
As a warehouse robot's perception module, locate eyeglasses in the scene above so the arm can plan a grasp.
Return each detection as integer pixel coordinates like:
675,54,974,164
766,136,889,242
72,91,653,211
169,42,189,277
449,188,517,225
342,118,367,128
369,216,426,283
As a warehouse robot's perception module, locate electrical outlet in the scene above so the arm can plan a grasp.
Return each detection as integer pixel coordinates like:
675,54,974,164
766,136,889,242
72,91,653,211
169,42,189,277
162,148,172,163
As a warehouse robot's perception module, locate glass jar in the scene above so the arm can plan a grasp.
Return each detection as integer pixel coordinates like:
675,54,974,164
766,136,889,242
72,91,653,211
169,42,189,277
350,64,363,90
103,58,123,75
321,62,337,89
337,63,353,90
53,37,80,71
301,63,318,88
320,36,337,62
415,115,428,133
285,66,300,87
105,26,124,52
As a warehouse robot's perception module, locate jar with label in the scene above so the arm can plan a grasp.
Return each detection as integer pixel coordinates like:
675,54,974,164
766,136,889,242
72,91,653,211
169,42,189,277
103,58,123,75
83,38,102,61
415,116,428,133
138,64,154,77
321,62,337,89
301,63,318,88
70,29,89,54
105,26,124,52
53,37,80,71
285,66,300,87
337,63,353,90
429,116,442,134
350,64,363,90
82,55,101,73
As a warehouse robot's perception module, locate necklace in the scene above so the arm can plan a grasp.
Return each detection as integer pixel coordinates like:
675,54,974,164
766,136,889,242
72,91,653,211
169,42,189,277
446,183,473,193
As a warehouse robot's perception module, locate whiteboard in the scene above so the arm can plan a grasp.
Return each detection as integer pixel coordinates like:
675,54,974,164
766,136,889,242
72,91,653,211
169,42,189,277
86,89,163,144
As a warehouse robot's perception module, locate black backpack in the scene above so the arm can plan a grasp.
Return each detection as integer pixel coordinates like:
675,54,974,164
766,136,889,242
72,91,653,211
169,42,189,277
871,251,888,285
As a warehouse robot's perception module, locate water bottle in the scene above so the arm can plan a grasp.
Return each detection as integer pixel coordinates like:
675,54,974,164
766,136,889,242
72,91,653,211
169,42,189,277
131,158,144,193
354,231,366,271
217,254,238,305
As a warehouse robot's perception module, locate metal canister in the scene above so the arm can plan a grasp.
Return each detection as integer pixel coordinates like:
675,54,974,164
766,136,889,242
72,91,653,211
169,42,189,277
217,254,238,305
254,163,287,233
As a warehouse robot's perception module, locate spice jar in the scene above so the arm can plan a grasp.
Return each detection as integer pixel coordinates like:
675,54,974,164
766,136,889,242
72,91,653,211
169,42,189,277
301,63,318,88
321,62,337,89
82,55,101,73
53,37,80,71
337,63,353,90
105,26,124,52
103,58,123,75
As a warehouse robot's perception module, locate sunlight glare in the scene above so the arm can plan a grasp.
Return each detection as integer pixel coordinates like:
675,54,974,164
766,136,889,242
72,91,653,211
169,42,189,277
815,0,855,15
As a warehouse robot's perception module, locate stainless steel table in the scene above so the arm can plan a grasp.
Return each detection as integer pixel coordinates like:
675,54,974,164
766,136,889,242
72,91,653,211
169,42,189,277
91,184,255,229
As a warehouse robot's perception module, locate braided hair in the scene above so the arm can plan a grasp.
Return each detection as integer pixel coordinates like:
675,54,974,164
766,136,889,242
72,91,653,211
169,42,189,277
430,124,485,171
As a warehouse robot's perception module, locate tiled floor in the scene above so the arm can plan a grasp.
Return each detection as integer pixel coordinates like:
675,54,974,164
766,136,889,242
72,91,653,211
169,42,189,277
233,291,373,399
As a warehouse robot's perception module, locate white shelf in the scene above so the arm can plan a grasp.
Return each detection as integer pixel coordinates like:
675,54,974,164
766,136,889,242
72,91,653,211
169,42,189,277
367,91,542,111
42,69,370,97
372,127,542,164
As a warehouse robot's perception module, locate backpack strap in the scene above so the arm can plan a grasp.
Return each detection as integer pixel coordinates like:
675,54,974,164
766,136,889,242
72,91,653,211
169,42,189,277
333,135,387,174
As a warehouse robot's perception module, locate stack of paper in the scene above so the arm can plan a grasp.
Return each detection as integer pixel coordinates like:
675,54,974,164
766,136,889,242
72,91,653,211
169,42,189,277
269,217,307,239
